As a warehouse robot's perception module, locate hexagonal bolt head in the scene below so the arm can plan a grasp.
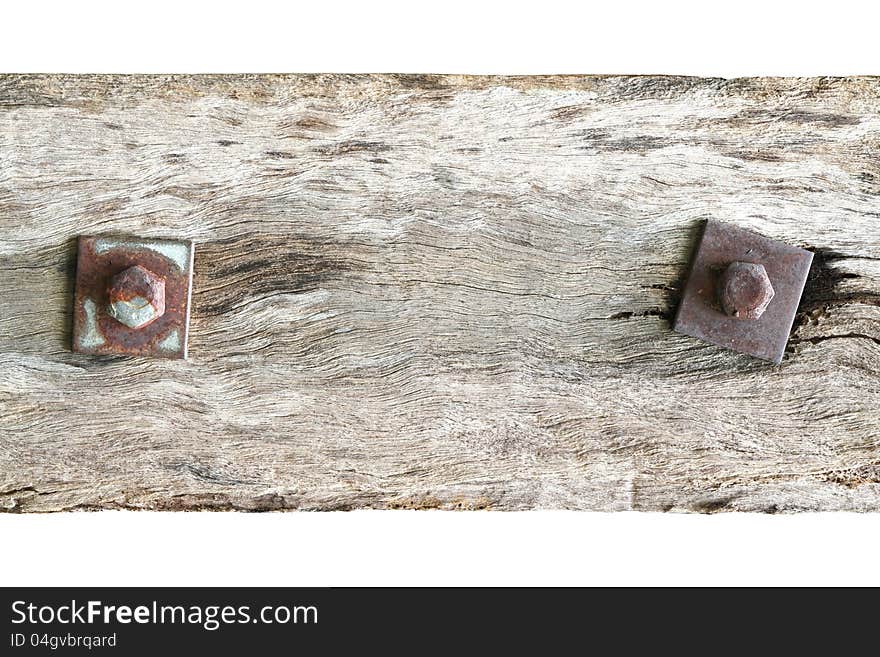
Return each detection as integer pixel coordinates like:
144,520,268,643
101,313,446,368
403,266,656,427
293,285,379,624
719,261,775,320
107,265,166,329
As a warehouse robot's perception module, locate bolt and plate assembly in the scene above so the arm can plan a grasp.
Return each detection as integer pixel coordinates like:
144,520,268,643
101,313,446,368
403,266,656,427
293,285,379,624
72,236,194,359
673,220,813,364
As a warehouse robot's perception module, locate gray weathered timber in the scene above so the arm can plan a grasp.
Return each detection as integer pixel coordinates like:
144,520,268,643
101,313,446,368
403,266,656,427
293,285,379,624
1,74,879,512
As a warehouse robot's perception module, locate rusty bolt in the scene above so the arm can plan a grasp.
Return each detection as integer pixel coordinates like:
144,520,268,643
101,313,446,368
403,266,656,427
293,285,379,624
718,261,775,320
107,265,166,329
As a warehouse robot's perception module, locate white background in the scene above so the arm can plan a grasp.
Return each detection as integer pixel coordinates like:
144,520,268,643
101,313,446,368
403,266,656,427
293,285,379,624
2,0,879,587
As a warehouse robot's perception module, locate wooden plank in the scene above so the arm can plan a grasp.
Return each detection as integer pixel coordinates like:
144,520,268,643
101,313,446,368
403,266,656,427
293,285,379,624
1,74,878,512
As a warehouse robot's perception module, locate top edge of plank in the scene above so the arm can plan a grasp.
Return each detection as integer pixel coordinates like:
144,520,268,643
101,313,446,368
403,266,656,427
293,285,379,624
1,74,880,105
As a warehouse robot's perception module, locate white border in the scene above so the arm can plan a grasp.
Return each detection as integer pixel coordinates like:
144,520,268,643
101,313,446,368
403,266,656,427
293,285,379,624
1,1,879,75
3,512,879,587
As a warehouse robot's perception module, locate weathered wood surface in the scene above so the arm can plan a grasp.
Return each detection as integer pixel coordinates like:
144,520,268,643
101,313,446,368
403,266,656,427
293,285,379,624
1,74,879,512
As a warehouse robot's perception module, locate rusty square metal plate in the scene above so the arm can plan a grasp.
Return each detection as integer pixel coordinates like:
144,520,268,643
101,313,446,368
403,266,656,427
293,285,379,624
72,236,194,359
673,220,813,364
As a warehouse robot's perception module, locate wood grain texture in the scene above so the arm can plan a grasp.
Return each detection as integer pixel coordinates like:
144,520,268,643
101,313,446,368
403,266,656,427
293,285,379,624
1,74,879,512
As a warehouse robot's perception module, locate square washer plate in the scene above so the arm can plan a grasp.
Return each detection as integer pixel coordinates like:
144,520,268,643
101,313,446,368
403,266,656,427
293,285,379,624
673,220,813,364
72,236,194,359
